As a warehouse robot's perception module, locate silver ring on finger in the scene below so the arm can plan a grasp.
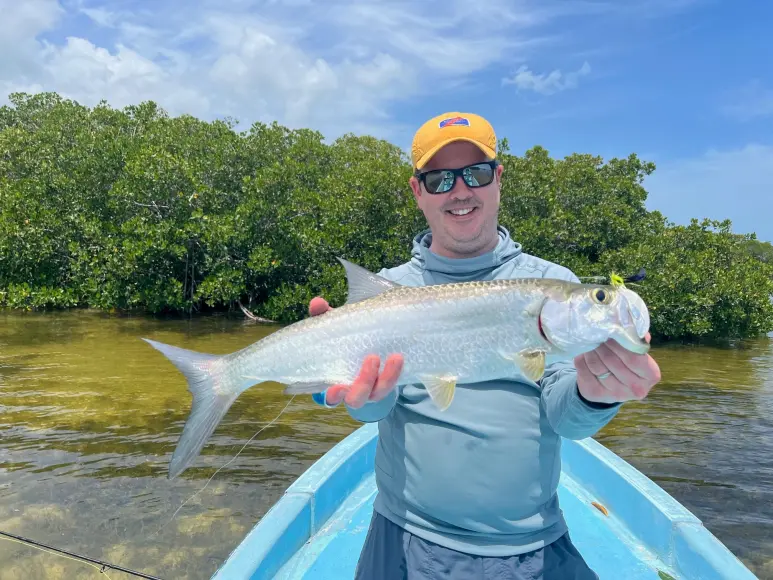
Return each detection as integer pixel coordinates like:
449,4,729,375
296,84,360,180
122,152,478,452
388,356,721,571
596,371,612,380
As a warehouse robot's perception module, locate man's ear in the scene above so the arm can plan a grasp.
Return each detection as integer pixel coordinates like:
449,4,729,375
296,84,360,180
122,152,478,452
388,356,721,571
409,175,422,202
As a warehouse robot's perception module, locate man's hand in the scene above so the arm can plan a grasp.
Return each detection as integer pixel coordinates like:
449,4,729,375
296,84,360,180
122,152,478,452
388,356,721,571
309,297,404,409
574,332,661,404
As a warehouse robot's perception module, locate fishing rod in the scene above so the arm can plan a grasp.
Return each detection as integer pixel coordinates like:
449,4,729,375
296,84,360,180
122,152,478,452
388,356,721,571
0,529,163,579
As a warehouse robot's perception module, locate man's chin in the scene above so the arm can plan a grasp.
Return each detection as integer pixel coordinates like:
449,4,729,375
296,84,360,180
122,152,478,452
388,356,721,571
443,228,494,256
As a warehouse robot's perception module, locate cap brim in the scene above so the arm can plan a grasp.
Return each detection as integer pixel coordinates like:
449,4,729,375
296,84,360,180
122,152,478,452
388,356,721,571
415,138,496,170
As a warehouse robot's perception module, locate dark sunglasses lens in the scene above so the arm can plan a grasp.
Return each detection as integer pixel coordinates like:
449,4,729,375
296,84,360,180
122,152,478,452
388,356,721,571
425,170,454,193
464,163,494,187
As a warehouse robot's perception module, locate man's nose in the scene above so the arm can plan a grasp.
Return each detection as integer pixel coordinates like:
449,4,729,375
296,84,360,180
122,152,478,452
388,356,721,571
448,178,473,199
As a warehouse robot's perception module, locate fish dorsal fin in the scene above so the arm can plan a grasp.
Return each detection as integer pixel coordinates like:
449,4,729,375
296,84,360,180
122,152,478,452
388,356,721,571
337,257,399,304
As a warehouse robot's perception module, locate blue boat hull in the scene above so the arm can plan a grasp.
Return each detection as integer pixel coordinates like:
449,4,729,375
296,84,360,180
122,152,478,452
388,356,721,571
211,423,757,579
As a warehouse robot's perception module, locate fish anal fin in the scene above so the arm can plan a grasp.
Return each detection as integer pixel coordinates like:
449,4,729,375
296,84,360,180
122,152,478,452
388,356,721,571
337,257,400,304
419,374,457,411
283,381,335,395
503,349,547,382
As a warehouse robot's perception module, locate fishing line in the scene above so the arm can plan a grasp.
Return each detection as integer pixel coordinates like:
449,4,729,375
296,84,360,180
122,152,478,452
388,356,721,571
0,529,162,579
150,395,297,538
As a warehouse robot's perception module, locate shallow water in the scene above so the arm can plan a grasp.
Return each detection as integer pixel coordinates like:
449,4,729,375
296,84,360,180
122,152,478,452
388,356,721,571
0,310,771,579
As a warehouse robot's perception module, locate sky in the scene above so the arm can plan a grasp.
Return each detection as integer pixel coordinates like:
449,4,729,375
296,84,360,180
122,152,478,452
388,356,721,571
2,0,772,242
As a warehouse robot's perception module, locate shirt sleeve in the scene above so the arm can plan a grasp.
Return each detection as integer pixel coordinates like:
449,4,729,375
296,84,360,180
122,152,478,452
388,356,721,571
311,388,399,423
539,358,621,440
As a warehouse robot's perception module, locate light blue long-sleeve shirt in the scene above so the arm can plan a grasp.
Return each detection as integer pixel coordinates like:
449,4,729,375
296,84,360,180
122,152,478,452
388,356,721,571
312,226,621,556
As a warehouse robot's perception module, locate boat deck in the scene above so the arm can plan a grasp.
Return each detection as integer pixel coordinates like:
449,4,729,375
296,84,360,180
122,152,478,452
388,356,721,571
273,471,671,580
211,422,757,580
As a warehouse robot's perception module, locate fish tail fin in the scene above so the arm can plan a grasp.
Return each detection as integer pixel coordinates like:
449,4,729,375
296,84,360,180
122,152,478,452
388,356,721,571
143,338,243,479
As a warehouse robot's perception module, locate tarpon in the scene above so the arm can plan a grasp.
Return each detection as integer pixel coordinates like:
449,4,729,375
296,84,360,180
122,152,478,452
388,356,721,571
144,258,650,478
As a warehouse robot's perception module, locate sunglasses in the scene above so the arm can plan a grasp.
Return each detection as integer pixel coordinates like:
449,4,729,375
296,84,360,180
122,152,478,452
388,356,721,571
415,160,499,194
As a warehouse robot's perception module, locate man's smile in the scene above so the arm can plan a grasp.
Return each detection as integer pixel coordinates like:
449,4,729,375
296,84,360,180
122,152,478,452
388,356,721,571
446,206,479,219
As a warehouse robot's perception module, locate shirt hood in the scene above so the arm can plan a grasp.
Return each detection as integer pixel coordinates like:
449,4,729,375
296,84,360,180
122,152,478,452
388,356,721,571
407,226,523,282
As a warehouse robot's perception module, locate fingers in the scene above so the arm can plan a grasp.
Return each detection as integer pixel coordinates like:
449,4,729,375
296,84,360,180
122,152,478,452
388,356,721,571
577,339,660,403
309,296,332,317
575,355,616,404
370,354,404,401
323,354,404,408
577,356,646,403
594,343,646,389
325,384,349,406
582,348,608,377
582,347,638,396
345,355,381,408
574,355,599,391
605,339,661,383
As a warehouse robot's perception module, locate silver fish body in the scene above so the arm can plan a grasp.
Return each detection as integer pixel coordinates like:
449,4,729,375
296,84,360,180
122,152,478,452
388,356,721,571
145,259,650,478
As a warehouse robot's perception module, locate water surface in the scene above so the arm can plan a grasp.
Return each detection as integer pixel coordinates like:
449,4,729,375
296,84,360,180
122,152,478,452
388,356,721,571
0,311,771,578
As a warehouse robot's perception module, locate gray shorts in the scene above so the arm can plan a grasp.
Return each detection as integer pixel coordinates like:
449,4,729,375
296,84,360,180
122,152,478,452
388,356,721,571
354,512,599,580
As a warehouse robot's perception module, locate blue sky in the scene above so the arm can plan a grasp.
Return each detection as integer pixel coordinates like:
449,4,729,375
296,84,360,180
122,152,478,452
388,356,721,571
2,0,772,242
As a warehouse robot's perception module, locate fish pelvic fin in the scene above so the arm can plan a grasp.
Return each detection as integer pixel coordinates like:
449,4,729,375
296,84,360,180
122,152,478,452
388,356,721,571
337,257,400,304
419,374,457,411
505,349,547,382
143,338,241,479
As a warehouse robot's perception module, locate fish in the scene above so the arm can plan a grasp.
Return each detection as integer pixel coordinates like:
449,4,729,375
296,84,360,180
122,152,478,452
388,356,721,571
144,258,650,478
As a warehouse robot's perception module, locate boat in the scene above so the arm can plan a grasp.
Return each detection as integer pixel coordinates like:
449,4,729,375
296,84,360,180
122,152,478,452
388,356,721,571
211,422,758,579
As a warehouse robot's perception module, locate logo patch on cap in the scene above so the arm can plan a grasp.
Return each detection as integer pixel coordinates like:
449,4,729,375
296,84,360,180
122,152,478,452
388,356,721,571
439,116,470,128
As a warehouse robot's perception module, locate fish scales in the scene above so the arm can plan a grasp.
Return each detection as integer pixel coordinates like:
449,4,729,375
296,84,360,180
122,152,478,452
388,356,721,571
226,278,566,390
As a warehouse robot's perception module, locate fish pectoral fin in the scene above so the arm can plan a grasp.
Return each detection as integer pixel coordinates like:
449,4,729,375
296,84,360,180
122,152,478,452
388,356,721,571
283,381,335,395
504,349,547,382
337,257,400,304
419,374,457,411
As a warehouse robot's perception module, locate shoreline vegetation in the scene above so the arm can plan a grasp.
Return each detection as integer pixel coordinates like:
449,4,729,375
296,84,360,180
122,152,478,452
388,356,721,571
1,92,772,343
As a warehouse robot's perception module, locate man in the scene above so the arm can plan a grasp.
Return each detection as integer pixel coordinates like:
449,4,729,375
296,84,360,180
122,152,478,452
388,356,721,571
309,112,661,579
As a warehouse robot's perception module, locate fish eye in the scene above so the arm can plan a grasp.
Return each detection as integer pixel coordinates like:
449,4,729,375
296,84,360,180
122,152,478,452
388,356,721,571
593,289,610,304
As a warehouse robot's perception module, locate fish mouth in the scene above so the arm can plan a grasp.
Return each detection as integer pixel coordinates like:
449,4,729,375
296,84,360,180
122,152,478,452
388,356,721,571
611,325,650,354
613,288,650,354
619,287,650,339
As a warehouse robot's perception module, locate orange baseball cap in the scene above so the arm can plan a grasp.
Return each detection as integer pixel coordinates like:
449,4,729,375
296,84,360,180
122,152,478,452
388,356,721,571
411,112,497,170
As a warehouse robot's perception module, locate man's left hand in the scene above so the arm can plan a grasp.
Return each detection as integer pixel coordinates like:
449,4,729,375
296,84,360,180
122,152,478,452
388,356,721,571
574,332,662,404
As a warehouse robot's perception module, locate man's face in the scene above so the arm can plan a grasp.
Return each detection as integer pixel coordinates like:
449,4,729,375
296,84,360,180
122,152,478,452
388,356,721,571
409,141,504,259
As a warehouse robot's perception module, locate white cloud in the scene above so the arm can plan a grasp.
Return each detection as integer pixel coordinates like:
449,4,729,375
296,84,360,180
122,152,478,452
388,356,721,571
43,37,212,115
0,2,419,139
332,1,555,76
0,0,63,87
502,61,591,95
5,0,531,139
0,0,697,141
644,144,773,242
721,80,773,122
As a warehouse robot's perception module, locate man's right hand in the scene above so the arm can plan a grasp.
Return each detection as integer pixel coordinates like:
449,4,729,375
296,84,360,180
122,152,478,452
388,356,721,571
309,296,404,409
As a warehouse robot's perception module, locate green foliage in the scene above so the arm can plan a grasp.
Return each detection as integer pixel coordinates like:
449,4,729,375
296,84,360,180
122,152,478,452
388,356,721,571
741,237,773,264
1,91,772,341
599,219,773,341
498,145,665,274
